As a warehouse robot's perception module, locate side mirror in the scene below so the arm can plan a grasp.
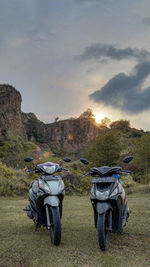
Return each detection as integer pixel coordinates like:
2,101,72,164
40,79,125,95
80,158,89,165
123,156,133,163
63,157,71,163
24,157,33,163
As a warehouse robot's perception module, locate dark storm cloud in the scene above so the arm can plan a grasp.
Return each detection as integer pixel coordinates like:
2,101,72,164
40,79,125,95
76,43,150,62
89,61,150,114
142,17,150,24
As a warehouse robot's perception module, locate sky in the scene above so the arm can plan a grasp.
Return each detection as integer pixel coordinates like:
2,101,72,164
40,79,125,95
1,0,150,129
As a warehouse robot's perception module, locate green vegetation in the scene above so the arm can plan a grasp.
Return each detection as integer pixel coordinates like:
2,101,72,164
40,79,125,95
0,162,36,196
110,119,130,130
131,134,150,183
0,136,38,168
25,117,45,143
62,164,91,195
84,131,121,167
80,108,95,120
0,190,150,267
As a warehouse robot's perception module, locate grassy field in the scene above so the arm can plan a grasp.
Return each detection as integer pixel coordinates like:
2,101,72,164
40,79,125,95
0,189,150,267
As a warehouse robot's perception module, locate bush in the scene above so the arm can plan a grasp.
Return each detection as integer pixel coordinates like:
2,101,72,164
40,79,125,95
121,174,136,188
0,136,38,169
0,162,34,196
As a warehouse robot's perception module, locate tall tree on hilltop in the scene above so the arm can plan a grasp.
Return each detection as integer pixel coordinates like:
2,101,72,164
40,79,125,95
80,108,94,120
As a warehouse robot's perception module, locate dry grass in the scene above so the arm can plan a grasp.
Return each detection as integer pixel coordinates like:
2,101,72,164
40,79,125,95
0,188,150,267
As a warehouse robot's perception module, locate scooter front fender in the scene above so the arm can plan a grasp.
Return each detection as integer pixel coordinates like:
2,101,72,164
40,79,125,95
96,202,112,214
44,196,60,207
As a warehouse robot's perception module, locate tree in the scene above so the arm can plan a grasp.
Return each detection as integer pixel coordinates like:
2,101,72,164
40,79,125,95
99,117,111,128
80,108,94,120
84,132,121,167
110,120,130,131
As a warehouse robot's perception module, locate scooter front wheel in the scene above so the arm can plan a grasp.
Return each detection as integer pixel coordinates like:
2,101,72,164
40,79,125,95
48,206,61,246
97,212,110,251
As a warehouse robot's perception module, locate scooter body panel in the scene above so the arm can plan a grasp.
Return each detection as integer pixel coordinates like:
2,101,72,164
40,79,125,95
90,177,129,233
26,175,65,226
44,196,60,207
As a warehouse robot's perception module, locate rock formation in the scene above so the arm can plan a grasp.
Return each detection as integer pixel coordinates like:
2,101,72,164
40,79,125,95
0,84,27,141
0,84,100,153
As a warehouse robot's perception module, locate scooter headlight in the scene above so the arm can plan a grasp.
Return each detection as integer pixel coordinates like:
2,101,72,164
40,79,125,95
96,190,109,200
110,187,118,197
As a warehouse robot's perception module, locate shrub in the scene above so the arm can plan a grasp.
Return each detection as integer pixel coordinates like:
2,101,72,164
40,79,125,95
0,162,33,196
121,174,136,188
0,136,38,169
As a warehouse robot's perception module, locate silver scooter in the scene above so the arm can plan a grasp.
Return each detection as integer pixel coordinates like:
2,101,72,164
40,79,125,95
24,156,71,246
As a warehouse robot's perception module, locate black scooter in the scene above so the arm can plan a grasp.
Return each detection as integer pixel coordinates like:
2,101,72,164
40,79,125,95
80,156,133,250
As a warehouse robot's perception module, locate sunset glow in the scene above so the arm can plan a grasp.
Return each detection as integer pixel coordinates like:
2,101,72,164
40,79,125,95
94,112,105,124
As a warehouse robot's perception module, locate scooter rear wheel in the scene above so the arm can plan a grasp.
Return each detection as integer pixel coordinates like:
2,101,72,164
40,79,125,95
49,206,61,246
97,212,110,251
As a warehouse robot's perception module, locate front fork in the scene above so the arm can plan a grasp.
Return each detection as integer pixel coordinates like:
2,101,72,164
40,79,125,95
45,205,51,230
45,203,62,230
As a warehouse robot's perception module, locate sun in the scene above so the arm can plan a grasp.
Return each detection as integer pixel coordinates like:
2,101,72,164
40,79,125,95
94,112,105,124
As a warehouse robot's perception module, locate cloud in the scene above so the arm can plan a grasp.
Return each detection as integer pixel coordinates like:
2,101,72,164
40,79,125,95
89,61,150,114
142,17,150,25
75,0,116,4
76,43,150,62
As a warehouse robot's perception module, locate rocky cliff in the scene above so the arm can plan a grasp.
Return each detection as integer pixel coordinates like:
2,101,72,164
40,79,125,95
0,85,100,153
22,113,100,153
0,85,27,141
